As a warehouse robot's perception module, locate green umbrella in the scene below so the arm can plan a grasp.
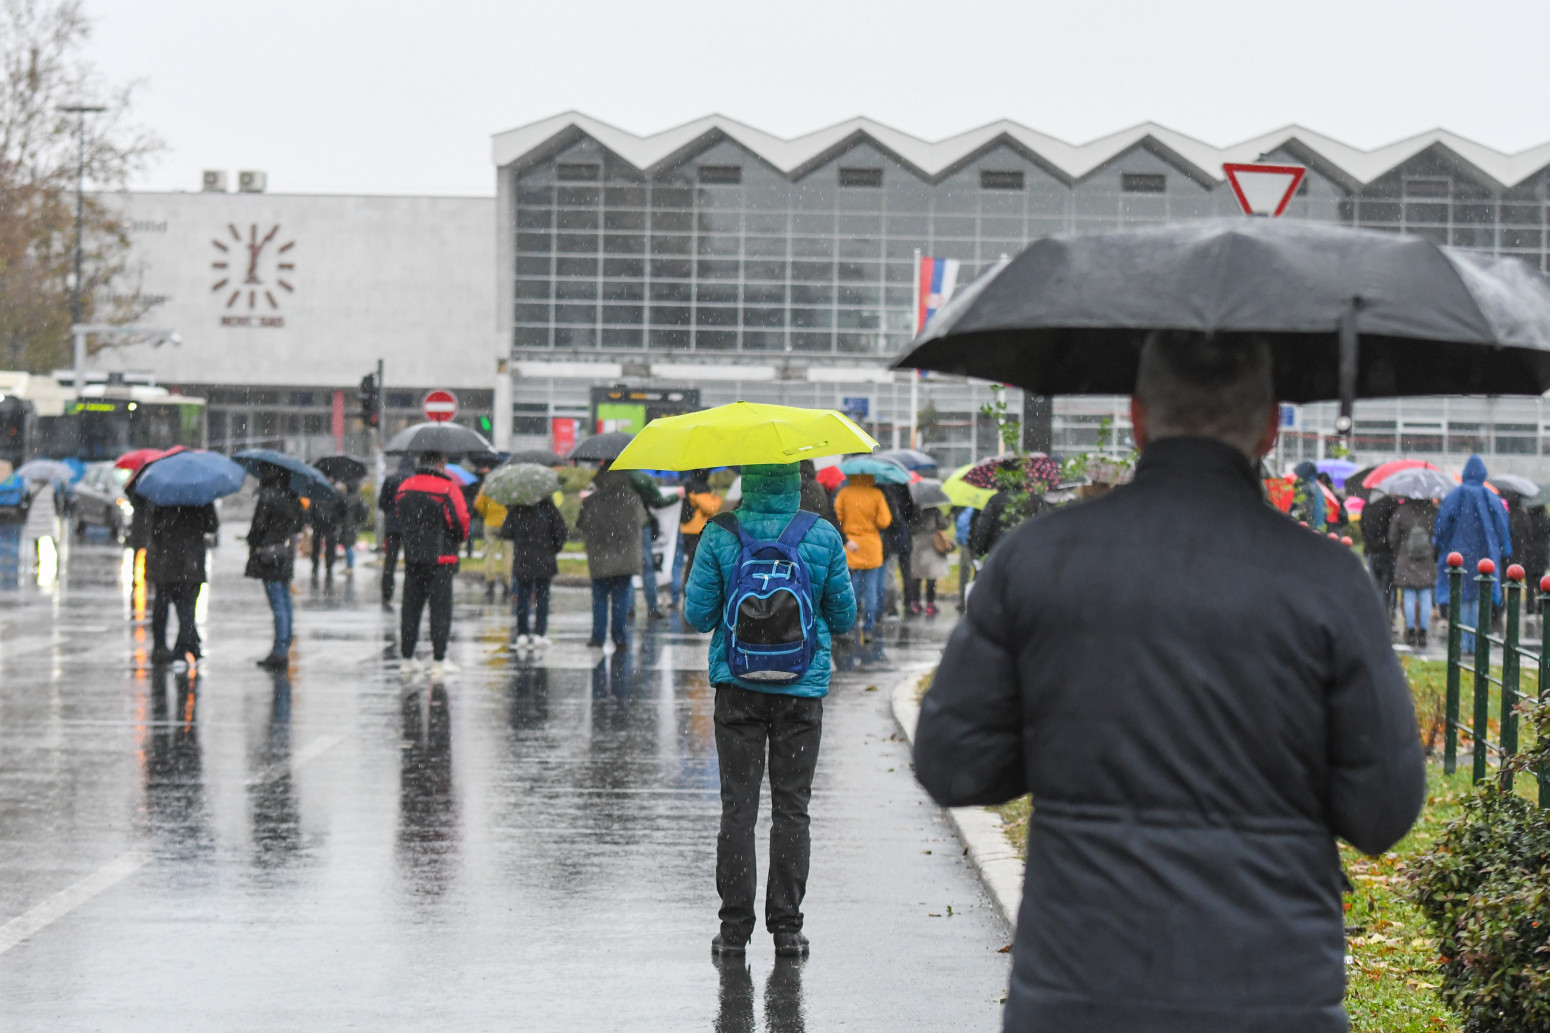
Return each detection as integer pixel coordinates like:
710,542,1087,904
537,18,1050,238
482,463,559,507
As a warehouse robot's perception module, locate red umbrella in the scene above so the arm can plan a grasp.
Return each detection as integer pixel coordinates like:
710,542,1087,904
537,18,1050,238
115,446,185,473
815,465,846,491
1361,459,1436,489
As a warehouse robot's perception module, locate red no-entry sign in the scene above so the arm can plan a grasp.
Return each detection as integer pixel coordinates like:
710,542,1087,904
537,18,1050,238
422,389,458,423
1223,163,1307,217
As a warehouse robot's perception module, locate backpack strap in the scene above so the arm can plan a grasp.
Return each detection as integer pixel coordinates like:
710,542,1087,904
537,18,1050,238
710,512,752,547
776,510,819,549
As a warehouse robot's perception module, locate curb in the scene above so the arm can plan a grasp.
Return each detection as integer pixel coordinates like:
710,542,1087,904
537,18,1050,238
890,668,1024,932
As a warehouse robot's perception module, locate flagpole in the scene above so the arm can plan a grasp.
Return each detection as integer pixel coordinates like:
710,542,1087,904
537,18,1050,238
910,248,922,449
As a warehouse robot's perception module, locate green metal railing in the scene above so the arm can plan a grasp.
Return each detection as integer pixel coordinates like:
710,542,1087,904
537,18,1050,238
1443,553,1549,803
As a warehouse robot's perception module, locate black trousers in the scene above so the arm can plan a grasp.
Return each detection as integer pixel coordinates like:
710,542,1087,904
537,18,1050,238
401,563,454,661
311,529,338,575
381,533,402,602
713,683,823,942
151,581,200,657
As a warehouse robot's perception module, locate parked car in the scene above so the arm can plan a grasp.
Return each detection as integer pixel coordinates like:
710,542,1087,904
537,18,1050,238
73,462,133,542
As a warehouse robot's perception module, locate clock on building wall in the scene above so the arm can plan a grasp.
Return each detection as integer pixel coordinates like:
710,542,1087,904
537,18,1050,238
211,223,295,324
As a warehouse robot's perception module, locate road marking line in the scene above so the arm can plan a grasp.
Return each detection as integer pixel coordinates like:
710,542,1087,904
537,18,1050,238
0,851,149,956
1,735,345,956
245,734,345,787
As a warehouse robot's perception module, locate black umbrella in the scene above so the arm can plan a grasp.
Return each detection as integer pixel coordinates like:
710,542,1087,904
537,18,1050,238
569,431,634,462
314,455,368,483
878,448,939,471
508,448,565,466
384,422,493,457
892,219,1550,431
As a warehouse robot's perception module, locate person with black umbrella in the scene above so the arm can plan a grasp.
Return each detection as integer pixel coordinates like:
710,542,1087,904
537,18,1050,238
914,331,1424,1033
378,455,414,607
1360,491,1402,616
394,451,470,676
247,468,306,670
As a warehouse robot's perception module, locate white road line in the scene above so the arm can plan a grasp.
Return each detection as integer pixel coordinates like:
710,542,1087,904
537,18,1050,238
244,733,345,787
1,734,345,957
0,851,148,956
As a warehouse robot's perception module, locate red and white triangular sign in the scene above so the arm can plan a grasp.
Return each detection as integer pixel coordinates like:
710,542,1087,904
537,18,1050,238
1222,163,1306,217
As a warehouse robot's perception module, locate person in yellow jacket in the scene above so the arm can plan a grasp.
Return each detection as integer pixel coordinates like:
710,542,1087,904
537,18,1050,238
677,468,722,590
833,472,892,638
473,488,510,598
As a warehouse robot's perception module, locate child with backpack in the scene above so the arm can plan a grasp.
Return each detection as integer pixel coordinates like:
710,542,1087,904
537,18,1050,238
682,463,856,960
1387,497,1438,648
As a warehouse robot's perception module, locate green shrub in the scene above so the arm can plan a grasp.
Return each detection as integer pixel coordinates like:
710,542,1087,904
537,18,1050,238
1410,701,1550,1032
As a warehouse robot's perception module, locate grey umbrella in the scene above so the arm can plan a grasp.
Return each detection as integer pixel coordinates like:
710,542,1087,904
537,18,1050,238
384,422,493,456
892,219,1550,430
508,448,565,466
1375,467,1455,500
569,431,634,462
1490,473,1540,499
910,477,951,508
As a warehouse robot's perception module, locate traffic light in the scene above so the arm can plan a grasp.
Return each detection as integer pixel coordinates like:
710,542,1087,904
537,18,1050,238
358,373,380,428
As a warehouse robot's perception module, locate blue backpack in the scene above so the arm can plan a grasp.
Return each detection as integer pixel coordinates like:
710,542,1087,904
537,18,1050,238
711,510,820,684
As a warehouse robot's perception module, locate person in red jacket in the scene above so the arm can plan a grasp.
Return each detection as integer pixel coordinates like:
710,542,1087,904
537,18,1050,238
394,451,470,675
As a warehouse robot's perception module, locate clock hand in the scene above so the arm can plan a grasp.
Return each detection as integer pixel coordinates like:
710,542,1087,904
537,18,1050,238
244,225,281,283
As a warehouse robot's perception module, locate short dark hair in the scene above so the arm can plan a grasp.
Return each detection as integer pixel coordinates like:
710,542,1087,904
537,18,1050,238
1134,330,1275,456
418,450,445,465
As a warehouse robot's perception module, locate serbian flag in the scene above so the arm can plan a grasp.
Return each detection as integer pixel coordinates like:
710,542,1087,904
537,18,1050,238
916,256,961,332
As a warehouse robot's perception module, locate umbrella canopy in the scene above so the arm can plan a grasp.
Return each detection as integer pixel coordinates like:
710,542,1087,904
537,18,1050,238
838,456,910,485
313,455,368,483
445,463,476,485
1489,473,1540,499
115,446,185,474
942,466,995,509
508,448,565,467
815,465,846,491
877,448,938,472
611,403,878,471
1375,467,1455,500
891,219,1550,412
133,451,248,507
1362,459,1437,489
233,449,338,501
384,421,493,457
1343,465,1380,501
910,477,951,509
481,463,560,507
1316,458,1360,487
14,459,74,484
569,431,634,463
958,455,1062,493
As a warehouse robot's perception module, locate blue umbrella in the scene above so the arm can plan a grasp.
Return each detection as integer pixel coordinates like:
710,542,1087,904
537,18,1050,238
233,449,338,500
446,463,476,485
134,451,248,506
839,456,911,485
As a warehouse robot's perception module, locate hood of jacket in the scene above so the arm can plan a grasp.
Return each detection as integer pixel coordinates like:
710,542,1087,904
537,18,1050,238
593,469,635,495
739,463,800,515
1293,460,1318,480
848,473,876,489
1463,455,1488,486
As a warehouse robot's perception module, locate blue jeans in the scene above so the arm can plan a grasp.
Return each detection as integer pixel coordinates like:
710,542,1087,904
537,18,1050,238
345,545,355,570
640,522,660,612
1402,587,1434,631
514,578,551,636
850,566,885,632
592,575,632,644
264,580,293,656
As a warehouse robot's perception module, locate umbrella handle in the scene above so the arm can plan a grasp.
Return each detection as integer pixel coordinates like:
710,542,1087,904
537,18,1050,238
1335,300,1360,438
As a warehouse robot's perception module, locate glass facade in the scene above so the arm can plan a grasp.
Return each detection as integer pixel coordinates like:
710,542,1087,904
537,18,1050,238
503,122,1550,472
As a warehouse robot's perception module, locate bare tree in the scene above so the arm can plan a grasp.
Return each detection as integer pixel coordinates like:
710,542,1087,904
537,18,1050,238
0,0,161,372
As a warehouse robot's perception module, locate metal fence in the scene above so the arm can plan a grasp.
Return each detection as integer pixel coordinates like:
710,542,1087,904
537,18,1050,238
1443,555,1548,802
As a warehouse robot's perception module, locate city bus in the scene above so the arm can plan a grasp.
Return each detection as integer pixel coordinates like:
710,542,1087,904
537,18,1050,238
0,371,207,467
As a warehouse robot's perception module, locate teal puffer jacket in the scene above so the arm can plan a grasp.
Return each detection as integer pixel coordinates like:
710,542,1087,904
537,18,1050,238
684,464,857,697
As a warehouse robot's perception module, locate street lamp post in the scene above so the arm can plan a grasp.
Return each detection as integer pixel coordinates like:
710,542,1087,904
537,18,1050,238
69,325,180,399
58,104,106,329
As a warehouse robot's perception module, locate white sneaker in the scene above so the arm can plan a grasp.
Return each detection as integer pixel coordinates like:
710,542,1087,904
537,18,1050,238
515,634,530,648
398,657,421,676
433,659,460,675
533,635,552,649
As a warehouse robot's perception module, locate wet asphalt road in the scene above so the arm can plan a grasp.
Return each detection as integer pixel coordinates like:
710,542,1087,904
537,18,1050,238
0,512,1009,1030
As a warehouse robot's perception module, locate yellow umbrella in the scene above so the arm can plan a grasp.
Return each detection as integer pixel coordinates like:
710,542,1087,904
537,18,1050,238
610,402,879,471
942,463,996,509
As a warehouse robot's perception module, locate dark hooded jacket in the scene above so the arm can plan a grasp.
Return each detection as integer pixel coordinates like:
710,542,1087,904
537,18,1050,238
797,460,837,528
914,437,1425,1033
377,457,414,537
395,466,471,566
499,499,568,580
146,504,218,585
245,477,305,582
879,481,916,557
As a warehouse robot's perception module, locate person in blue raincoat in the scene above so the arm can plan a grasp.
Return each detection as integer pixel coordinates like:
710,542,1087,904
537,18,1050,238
683,463,856,959
1291,460,1328,532
1435,455,1512,650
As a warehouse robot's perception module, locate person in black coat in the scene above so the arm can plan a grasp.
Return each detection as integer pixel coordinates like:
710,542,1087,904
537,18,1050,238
378,456,414,605
498,497,568,647
246,470,305,669
968,486,1043,560
308,489,345,581
914,331,1424,1033
797,460,837,529
1526,504,1550,613
147,502,218,663
879,480,916,616
1360,492,1401,614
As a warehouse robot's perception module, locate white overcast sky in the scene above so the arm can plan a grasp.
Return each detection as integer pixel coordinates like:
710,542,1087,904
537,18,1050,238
91,0,1550,197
